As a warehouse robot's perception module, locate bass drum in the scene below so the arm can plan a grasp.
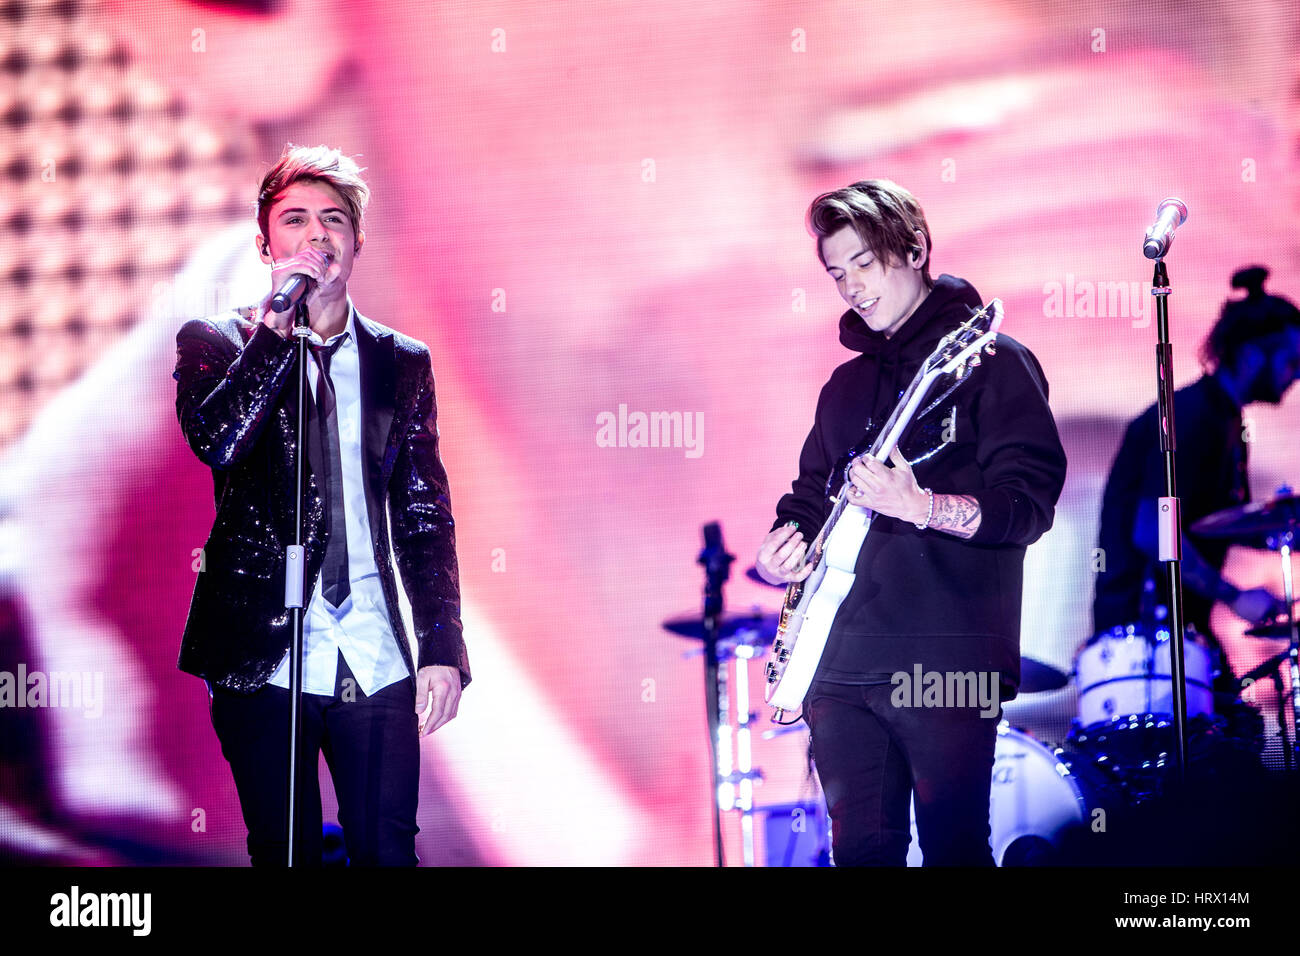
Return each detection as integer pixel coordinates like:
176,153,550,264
1075,624,1214,728
906,723,1094,866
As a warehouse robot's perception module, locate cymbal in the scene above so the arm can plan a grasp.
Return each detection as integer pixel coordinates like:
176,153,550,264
662,610,779,646
1020,656,1069,694
1190,494,1300,547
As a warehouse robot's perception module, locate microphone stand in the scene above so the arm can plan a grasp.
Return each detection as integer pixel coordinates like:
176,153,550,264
1150,257,1189,783
698,522,734,867
284,297,312,865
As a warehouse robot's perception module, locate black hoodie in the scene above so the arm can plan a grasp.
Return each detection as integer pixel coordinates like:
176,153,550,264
772,274,1067,697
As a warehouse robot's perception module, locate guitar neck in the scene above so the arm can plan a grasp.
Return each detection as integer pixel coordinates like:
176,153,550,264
809,301,1002,555
808,370,938,555
867,365,935,460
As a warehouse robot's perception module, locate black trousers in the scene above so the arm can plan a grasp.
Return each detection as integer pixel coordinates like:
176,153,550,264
805,680,1000,866
209,652,420,866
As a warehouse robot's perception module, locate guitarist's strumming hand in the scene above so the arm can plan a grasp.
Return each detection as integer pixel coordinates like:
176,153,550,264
755,522,814,585
848,447,983,539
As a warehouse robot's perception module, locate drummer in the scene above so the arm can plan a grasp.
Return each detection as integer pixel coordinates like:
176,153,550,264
1092,266,1300,678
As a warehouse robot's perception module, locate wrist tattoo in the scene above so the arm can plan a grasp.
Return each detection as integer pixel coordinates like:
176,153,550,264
930,494,982,539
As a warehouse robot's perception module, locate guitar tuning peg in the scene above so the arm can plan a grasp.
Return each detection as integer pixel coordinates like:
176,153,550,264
983,343,997,356
969,354,981,367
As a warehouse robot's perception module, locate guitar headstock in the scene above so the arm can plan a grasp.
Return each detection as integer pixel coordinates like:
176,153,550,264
922,298,1003,382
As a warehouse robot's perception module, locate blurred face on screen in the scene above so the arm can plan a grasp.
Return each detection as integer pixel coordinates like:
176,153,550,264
67,0,1300,866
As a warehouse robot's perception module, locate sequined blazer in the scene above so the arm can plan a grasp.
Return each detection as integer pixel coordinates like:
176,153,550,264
173,308,469,694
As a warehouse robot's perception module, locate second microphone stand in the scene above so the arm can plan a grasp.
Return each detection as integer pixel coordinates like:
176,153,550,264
1151,257,1190,782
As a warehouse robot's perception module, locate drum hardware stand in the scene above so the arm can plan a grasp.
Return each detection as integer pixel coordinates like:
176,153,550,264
675,632,768,866
1193,490,1300,771
1264,519,1300,768
1150,250,1191,782
1239,652,1295,771
718,639,765,866
664,598,776,865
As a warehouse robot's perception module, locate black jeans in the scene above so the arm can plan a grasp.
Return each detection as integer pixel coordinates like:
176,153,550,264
804,679,1000,866
209,652,420,866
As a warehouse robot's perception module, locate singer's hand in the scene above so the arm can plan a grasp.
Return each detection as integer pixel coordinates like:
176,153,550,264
260,298,293,337
415,665,462,736
261,247,334,336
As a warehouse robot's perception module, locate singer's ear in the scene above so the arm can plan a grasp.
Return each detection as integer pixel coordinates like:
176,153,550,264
256,235,273,263
353,229,365,257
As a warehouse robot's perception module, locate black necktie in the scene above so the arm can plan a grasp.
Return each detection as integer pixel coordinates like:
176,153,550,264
307,334,350,608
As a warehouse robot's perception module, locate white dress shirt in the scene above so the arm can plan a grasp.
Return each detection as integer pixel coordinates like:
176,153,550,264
267,303,410,697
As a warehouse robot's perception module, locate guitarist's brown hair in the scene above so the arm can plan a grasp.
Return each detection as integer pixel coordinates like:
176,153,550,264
808,179,933,288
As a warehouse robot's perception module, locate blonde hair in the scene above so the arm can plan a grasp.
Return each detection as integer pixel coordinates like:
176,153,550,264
256,144,370,241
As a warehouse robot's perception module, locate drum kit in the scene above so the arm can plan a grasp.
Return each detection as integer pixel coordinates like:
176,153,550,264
670,491,1300,865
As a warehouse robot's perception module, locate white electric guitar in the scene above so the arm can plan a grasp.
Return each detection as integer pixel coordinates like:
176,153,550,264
764,299,1004,720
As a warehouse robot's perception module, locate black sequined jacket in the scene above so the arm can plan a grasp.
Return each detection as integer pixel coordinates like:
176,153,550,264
173,308,469,694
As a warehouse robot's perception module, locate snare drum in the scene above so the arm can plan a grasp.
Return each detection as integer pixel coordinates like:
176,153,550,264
906,723,1092,866
1075,624,1214,728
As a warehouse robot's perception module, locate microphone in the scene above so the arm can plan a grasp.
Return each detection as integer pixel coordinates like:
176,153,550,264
270,273,313,314
1142,198,1189,260
269,251,331,313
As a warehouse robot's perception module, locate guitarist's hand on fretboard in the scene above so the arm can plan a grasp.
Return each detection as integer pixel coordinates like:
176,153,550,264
847,448,984,538
846,447,930,524
755,523,814,585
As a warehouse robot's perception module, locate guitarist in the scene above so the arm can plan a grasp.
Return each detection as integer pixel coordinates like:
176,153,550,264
755,179,1067,866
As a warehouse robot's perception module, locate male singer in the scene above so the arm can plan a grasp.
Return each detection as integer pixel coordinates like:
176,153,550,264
173,144,469,865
